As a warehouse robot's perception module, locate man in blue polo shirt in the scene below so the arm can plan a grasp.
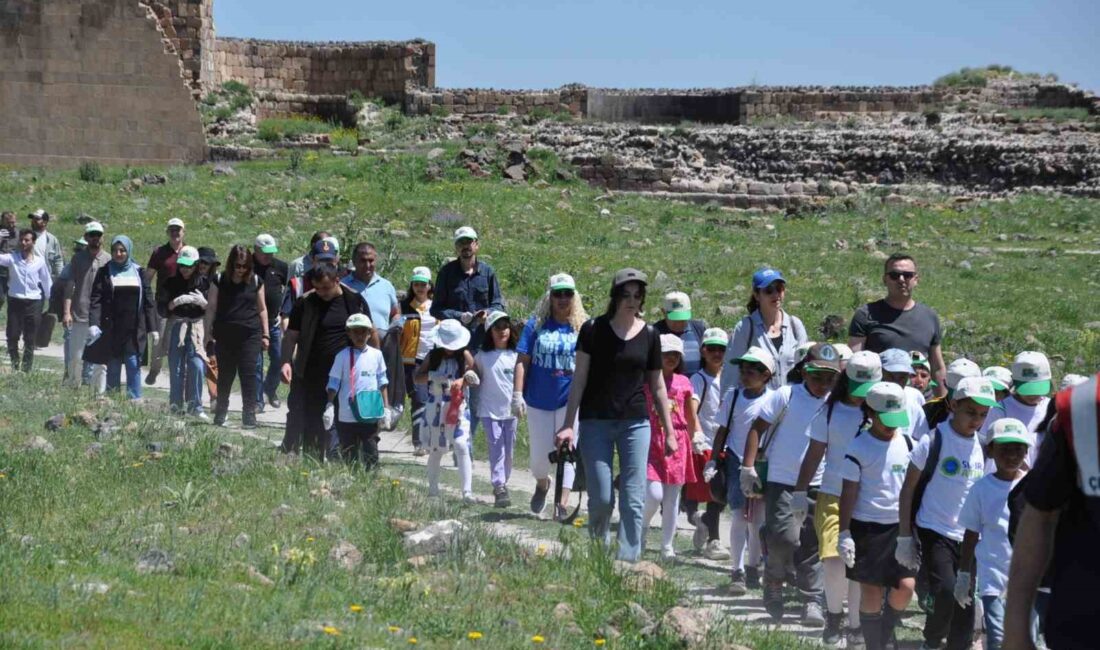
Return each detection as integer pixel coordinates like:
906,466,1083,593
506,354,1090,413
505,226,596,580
343,242,399,331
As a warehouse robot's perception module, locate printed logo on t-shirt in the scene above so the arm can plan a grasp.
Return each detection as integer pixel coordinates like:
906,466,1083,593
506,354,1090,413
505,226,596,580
533,329,576,376
891,462,907,474
940,456,982,479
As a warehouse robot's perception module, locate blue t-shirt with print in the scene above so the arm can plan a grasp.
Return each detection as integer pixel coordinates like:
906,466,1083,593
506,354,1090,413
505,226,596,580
517,316,577,411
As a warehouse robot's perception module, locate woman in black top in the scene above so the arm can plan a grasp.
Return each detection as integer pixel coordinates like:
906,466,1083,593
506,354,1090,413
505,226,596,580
205,245,269,428
556,268,677,562
161,246,211,419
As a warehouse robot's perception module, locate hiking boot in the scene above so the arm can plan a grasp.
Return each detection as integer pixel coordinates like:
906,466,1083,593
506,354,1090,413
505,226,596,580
691,512,707,551
822,612,844,646
703,539,728,561
493,486,511,508
745,565,761,589
802,602,826,628
530,483,549,515
728,569,747,596
847,626,865,650
763,582,785,621
242,412,257,429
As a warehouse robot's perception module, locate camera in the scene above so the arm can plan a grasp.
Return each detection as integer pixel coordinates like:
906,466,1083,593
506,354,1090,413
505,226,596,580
548,446,576,465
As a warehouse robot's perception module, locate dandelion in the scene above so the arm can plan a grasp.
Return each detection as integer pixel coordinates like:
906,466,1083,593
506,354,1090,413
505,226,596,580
322,625,340,636
408,639,418,645
0,473,7,479
306,536,315,543
531,635,546,643
388,625,402,633
391,479,401,487
349,604,363,613
301,471,310,477
594,639,606,647
572,518,586,528
467,631,483,640
535,544,548,557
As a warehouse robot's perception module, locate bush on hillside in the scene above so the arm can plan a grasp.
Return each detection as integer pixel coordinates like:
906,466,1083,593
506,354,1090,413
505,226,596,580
933,64,1053,88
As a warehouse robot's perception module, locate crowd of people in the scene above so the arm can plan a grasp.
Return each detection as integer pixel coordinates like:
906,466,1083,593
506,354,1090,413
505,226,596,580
2,210,1097,650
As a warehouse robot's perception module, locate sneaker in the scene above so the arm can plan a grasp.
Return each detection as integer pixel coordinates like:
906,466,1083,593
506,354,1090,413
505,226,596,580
413,447,428,457
462,492,475,505
691,512,707,552
745,565,761,589
763,582,785,621
703,539,727,561
192,411,210,422
822,612,844,646
552,503,569,522
494,486,511,508
242,413,257,429
530,484,549,515
728,569,747,596
660,547,676,561
256,403,265,414
847,626,865,650
212,413,228,428
801,602,826,628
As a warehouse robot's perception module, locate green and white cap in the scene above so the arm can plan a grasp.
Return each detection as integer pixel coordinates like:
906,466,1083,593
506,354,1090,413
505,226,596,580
989,418,1032,446
833,343,854,362
83,221,104,235
254,233,278,254
954,376,999,407
982,366,1013,392
866,382,910,428
176,246,199,267
660,333,684,356
734,345,776,374
345,313,373,330
1012,351,1052,396
485,310,510,330
549,273,576,291
946,358,981,390
662,291,692,321
910,350,931,369
795,341,817,363
453,226,478,242
702,327,729,347
847,350,883,398
410,266,432,283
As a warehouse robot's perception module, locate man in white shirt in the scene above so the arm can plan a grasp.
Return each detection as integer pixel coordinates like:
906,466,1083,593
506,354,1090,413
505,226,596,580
0,228,52,372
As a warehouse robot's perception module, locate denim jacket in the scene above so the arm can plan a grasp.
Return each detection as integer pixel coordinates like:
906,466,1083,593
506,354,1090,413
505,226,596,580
429,259,505,348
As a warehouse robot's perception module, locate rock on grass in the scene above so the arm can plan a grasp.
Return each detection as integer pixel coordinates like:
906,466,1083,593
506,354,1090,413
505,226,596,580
329,540,362,571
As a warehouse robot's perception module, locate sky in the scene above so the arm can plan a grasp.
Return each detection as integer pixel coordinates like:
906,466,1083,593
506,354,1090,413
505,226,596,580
216,0,1100,92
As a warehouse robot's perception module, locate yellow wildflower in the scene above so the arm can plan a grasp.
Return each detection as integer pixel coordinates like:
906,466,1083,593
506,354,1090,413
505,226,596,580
535,544,548,557
408,639,418,645
532,635,546,643
131,462,144,468
388,625,402,633
594,640,606,647
306,536,315,543
322,625,340,636
467,631,483,640
301,471,310,477
349,604,363,613
573,518,586,528
391,479,401,487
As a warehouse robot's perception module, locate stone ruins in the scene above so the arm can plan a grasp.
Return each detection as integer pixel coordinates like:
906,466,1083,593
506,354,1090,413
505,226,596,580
2,0,1098,206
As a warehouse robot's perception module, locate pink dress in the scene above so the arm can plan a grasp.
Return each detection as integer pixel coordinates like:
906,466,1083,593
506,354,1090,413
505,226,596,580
645,373,697,485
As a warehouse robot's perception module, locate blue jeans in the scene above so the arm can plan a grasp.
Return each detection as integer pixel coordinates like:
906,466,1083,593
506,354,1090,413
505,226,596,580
168,321,204,414
981,594,1005,650
578,418,651,562
106,353,142,400
256,323,282,407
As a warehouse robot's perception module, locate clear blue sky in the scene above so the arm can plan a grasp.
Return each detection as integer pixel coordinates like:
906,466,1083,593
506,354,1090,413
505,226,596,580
216,0,1100,92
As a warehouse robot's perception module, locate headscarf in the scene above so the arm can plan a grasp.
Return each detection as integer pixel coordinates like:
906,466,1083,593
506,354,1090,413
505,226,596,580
108,235,135,275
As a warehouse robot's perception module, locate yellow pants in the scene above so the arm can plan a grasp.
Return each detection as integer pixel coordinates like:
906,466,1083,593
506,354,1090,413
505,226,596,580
815,493,841,560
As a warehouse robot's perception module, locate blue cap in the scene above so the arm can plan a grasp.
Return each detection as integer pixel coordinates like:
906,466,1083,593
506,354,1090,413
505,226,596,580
880,348,915,375
752,268,786,290
311,239,337,262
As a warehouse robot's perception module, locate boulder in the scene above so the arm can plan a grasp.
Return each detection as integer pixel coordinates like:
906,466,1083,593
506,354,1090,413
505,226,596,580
403,519,467,556
25,436,55,453
329,540,362,572
136,548,174,574
658,606,710,647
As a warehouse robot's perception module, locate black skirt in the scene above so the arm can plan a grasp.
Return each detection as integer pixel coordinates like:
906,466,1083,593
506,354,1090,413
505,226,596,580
847,519,917,587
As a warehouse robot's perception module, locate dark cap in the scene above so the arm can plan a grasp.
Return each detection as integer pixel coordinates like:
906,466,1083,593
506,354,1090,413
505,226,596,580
197,247,219,264
312,238,338,261
805,343,841,373
612,267,648,289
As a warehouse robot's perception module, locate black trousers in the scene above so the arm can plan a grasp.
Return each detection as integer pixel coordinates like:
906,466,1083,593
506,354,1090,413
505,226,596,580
682,499,724,541
283,365,331,457
336,418,380,469
403,362,424,447
214,325,260,418
918,526,975,650
6,297,41,372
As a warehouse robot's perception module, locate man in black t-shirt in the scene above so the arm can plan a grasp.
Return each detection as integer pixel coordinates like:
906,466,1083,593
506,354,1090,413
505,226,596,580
253,234,289,411
848,253,946,397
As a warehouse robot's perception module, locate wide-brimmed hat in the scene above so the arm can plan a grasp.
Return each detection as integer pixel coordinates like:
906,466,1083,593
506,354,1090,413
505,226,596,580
432,319,471,351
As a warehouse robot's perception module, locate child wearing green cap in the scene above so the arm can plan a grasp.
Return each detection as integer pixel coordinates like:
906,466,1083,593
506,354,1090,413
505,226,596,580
980,352,1052,471
683,327,730,560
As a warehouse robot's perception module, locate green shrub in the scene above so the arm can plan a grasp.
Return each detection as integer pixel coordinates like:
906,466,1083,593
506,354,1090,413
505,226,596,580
346,90,367,110
257,116,337,142
331,128,359,153
496,105,511,115
383,110,406,132
77,161,103,184
221,80,250,95
933,65,1046,88
429,104,450,118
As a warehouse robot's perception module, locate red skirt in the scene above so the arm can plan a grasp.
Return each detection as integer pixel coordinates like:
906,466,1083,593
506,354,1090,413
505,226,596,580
683,449,712,502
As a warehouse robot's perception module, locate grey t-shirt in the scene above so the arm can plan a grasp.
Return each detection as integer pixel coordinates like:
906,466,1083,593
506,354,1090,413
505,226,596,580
848,299,942,355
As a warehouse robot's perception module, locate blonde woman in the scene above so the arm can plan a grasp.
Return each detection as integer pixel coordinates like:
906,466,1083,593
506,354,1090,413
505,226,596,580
513,273,589,520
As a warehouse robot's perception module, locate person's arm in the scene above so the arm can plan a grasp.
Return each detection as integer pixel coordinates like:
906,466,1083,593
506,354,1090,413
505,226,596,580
514,353,530,394
0,253,12,268
1003,505,1059,650
897,465,923,537
838,479,859,533
203,284,219,345
686,390,702,440
140,270,156,333
795,440,828,492
929,343,948,398
847,304,868,353
280,328,300,384
38,260,53,304
719,318,747,393
555,350,590,448
847,335,865,353
429,267,463,321
741,417,769,469
648,369,677,454
256,287,270,350
413,357,430,384
49,237,63,277
488,269,505,311
88,268,104,328
958,529,978,577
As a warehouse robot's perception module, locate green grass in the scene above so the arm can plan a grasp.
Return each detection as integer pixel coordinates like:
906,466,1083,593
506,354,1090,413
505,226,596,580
933,64,1052,88
257,116,340,142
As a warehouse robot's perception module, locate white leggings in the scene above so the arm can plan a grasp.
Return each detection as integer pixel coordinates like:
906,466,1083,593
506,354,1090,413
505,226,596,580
427,439,472,496
825,557,862,628
642,481,682,553
527,405,577,488
729,505,765,571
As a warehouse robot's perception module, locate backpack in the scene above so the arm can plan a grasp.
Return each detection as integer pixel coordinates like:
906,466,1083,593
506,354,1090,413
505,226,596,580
346,347,385,423
708,388,741,504
910,426,944,527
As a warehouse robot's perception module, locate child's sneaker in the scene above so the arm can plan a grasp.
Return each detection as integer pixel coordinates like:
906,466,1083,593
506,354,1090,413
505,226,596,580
745,565,761,589
552,503,569,522
660,547,676,561
493,486,511,508
703,539,727,561
822,612,844,646
530,484,549,515
728,569,747,596
462,492,475,505
691,512,707,551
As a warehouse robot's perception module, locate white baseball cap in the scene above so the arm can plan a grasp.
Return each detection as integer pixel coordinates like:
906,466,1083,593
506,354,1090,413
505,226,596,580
866,382,910,428
833,343,854,362
345,313,373,330
176,246,199,267
1061,373,1089,390
167,218,185,228
982,366,1013,392
254,234,278,254
83,221,104,235
549,273,576,291
322,236,340,253
660,333,684,356
1012,351,1052,396
410,266,432,283
662,291,692,321
847,350,883,398
432,319,471,351
735,346,776,374
702,327,729,347
953,376,999,408
880,348,915,375
453,226,478,242
989,418,1032,446
485,310,510,330
946,358,982,390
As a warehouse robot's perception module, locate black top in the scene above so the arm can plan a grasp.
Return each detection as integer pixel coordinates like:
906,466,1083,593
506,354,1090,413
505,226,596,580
577,315,662,420
289,291,358,376
848,299,942,355
161,273,210,320
254,258,288,325
213,273,261,332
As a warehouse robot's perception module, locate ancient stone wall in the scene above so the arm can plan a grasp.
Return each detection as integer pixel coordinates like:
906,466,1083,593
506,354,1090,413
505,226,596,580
738,87,943,122
0,0,207,167
404,85,587,116
949,80,1100,114
587,89,741,123
253,91,358,126
141,0,215,95
214,38,434,104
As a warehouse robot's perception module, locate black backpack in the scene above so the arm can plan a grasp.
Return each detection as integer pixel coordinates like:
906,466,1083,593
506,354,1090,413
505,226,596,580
910,427,943,528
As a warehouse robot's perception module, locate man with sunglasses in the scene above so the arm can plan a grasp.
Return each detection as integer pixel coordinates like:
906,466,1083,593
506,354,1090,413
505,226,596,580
143,218,187,383
62,221,110,389
848,253,947,397
27,209,64,279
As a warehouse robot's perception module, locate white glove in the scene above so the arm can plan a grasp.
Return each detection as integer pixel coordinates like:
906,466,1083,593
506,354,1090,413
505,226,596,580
149,331,160,348
511,391,527,418
739,465,760,498
87,325,102,344
790,491,809,524
322,402,335,430
168,295,187,310
459,312,474,325
895,536,920,570
838,530,856,568
384,406,398,431
692,431,709,454
462,369,480,387
189,290,208,309
703,460,718,483
953,571,973,608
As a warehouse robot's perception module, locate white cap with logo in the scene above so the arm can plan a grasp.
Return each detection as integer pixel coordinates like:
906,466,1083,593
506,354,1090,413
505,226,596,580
988,418,1032,446
176,245,199,267
254,234,278,254
946,358,982,390
953,376,999,407
453,226,478,242
1012,351,1052,396
866,382,910,428
549,273,576,291
411,266,432,283
735,346,777,374
847,350,883,397
662,291,692,321
660,333,685,356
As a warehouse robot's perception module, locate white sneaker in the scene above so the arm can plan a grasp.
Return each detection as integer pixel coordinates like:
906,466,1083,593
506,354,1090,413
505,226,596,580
704,539,728,561
462,492,475,505
660,547,676,561
193,412,210,422
692,512,707,551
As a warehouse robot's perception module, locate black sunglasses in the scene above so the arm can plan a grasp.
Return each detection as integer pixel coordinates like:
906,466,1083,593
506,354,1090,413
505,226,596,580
759,283,784,296
551,289,574,298
703,345,726,353
887,271,916,281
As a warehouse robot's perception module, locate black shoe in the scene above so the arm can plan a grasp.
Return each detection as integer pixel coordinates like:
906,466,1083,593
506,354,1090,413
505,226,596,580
144,370,158,386
745,565,761,589
763,582,785,622
494,486,511,508
242,413,257,429
213,413,228,428
846,626,865,650
823,612,844,646
530,484,549,515
267,393,281,409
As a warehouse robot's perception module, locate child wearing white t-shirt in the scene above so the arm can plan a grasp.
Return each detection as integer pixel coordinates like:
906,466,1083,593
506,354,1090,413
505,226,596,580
326,314,390,469
684,328,729,560
957,418,1031,650
474,312,520,508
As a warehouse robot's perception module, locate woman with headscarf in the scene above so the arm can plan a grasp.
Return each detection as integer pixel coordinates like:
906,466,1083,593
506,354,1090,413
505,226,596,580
84,235,157,399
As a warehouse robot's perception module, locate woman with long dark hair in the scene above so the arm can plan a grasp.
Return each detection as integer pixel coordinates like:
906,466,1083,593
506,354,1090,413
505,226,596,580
205,244,268,428
721,267,809,392
399,266,437,455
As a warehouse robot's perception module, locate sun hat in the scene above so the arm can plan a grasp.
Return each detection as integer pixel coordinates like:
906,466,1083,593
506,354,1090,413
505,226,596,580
433,319,471,351
833,343,853,362
954,376,999,407
752,267,785,290
880,348,915,375
1061,374,1089,390
345,313,373,330
612,267,647,289
805,343,841,374
702,327,729,347
735,346,776,374
176,246,199,267
983,366,1013,392
254,234,278,254
847,350,883,397
866,382,910,428
197,247,218,264
910,350,931,370
485,310,510,330
946,358,982,390
453,226,478,242
661,291,692,321
166,217,184,228
411,266,432,283
83,221,104,235
660,333,684,356
1012,351,1052,396
989,418,1032,446
549,273,576,291
312,238,337,262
